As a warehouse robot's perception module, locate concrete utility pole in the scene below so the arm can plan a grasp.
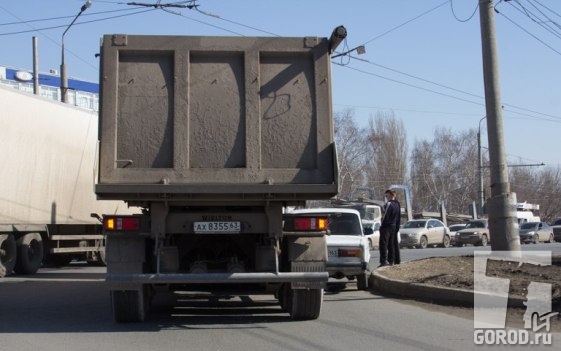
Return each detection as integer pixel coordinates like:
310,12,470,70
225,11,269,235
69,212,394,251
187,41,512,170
33,37,39,95
478,0,520,251
477,116,485,215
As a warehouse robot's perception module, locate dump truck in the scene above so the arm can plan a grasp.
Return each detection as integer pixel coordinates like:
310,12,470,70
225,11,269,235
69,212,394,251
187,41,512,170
96,28,346,322
0,86,132,277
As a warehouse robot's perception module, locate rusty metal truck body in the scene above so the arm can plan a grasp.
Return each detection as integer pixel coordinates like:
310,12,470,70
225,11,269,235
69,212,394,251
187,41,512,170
96,31,343,322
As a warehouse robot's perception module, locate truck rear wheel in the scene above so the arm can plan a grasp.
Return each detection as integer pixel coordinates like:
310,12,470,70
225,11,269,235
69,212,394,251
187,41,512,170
289,288,323,320
277,284,290,312
0,234,17,276
111,289,148,323
14,233,43,275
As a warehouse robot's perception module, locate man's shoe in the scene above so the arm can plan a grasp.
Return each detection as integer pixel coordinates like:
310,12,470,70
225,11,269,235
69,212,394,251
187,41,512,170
378,262,390,268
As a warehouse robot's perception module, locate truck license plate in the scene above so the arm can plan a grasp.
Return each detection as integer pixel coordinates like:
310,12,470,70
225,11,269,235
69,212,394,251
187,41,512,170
194,221,241,233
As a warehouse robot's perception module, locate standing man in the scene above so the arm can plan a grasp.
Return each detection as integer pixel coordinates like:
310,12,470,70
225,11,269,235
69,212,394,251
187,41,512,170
378,189,401,267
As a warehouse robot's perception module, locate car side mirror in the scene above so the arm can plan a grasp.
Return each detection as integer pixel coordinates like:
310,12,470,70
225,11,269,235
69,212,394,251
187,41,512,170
364,227,374,235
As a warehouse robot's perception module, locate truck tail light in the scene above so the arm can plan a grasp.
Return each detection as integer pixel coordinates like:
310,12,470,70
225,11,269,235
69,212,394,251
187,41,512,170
339,248,361,257
293,217,328,231
104,216,140,231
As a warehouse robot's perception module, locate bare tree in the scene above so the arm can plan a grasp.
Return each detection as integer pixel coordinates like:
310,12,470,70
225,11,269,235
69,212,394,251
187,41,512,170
509,165,561,223
364,111,408,199
333,109,369,200
410,127,479,215
537,167,561,222
329,109,561,221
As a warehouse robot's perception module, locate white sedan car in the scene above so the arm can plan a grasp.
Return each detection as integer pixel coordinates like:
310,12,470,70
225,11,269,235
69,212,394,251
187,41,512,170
288,208,371,290
399,219,451,249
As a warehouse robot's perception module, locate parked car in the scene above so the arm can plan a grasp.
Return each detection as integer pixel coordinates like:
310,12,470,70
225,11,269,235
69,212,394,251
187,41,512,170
455,219,490,246
448,223,467,246
519,221,555,244
551,218,561,243
399,219,450,249
363,221,381,250
287,208,371,290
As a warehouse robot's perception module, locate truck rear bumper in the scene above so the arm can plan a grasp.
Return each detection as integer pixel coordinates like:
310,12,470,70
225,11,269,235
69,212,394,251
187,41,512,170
106,271,328,285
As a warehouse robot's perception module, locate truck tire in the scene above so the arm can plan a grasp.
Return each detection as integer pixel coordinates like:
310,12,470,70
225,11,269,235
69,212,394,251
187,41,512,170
277,284,290,312
289,288,323,320
97,247,107,266
14,233,44,275
111,289,147,323
0,234,17,276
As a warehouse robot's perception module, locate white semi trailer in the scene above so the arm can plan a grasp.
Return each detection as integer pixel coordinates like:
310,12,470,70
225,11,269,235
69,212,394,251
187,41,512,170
0,86,132,277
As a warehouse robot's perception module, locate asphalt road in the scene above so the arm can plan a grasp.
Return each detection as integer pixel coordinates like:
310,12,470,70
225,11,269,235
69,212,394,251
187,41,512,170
1,243,560,351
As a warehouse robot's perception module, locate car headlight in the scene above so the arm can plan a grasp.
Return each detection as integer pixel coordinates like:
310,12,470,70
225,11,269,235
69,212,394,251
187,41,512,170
528,231,536,235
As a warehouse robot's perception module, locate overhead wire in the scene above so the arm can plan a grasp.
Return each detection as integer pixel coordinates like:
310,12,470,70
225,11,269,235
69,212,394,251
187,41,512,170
0,7,147,27
0,8,156,36
495,1,561,56
336,55,561,123
450,0,479,22
507,0,561,39
2,1,560,131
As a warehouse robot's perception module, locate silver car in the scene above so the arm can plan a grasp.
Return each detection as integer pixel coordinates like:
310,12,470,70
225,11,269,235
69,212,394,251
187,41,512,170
399,219,450,249
519,221,554,244
448,223,467,246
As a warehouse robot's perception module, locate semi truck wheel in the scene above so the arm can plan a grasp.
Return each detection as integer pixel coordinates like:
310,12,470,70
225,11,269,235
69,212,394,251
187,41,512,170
277,284,290,312
111,289,147,322
14,233,43,275
289,288,323,320
0,234,17,276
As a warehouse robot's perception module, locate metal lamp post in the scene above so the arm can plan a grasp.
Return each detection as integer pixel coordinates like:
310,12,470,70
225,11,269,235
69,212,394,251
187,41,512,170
60,1,92,103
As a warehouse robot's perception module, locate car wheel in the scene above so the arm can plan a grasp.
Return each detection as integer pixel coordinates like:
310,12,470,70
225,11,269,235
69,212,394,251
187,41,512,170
533,234,539,244
546,233,554,243
356,273,369,290
479,235,488,247
441,235,450,248
418,236,428,249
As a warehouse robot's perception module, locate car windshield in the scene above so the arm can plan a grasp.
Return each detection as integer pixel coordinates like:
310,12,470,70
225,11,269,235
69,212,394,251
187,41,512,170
520,222,538,230
449,224,465,231
404,221,426,229
327,213,362,236
466,221,485,228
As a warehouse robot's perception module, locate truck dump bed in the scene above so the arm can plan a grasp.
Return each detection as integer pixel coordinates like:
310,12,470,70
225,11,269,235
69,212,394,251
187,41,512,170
96,34,338,201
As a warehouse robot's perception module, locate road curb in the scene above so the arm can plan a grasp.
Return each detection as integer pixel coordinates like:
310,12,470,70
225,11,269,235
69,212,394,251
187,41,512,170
369,267,527,308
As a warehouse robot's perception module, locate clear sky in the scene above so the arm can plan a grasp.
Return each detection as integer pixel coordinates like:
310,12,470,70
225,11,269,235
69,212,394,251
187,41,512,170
1,0,560,167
